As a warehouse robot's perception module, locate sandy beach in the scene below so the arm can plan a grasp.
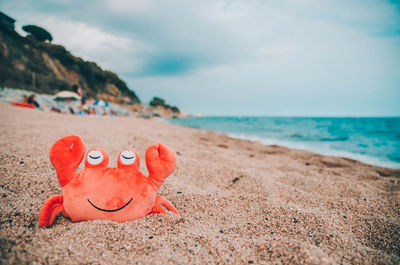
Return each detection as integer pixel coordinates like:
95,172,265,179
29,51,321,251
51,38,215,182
0,102,399,264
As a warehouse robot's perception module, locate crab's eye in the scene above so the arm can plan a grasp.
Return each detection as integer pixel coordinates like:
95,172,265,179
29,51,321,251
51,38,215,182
120,151,136,165
87,150,104,165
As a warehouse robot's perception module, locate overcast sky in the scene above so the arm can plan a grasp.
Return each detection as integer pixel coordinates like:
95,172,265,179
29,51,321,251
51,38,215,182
1,0,399,116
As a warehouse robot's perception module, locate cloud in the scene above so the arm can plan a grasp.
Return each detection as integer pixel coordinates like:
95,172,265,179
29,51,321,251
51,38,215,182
38,17,143,72
138,54,196,76
102,0,152,14
4,8,146,73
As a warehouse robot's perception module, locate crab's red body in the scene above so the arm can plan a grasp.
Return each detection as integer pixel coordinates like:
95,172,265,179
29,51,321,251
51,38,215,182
39,135,178,226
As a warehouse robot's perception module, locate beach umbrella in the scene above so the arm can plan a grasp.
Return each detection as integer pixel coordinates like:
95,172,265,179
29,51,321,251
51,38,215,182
53,91,81,101
93,99,109,108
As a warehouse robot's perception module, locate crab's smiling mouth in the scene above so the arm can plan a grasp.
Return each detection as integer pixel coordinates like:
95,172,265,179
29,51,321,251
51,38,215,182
87,198,133,212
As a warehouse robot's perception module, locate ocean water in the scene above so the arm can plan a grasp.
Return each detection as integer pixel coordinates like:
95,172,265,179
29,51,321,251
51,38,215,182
169,117,400,169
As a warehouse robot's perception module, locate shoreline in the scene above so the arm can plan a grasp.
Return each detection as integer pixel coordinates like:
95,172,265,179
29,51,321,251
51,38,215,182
3,87,398,169
168,117,400,170
1,102,399,264
225,132,400,169
165,123,400,170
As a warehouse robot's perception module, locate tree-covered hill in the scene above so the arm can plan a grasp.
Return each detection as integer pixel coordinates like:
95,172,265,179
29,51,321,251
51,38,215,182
0,25,140,104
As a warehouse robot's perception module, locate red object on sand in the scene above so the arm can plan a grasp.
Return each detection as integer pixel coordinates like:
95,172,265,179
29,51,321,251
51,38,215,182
12,102,35,109
39,135,179,227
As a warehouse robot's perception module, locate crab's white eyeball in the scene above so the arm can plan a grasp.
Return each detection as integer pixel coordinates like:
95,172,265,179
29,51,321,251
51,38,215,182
87,150,104,165
120,151,136,165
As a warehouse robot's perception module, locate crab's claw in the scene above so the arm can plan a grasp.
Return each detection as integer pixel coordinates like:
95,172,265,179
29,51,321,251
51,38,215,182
150,195,179,215
50,135,85,187
39,195,64,227
145,143,176,191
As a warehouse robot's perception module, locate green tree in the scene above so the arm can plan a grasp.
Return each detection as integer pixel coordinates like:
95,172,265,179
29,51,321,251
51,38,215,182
170,106,180,113
22,25,53,42
149,97,180,112
149,97,165,107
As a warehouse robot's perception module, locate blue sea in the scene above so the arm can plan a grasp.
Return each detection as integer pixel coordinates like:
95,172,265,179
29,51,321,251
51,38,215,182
169,117,400,169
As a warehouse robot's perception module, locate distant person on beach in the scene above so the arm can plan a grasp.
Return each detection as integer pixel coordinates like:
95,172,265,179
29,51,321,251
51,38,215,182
25,94,40,109
72,84,87,110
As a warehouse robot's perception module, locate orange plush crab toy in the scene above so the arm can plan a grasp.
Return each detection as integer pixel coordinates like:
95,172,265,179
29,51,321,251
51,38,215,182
39,135,179,227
